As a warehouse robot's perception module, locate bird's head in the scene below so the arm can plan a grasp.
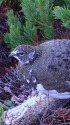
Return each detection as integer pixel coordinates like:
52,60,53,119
9,44,41,66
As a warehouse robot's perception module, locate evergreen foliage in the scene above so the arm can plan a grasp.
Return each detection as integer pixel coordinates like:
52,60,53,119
20,0,55,39
4,10,24,48
0,0,4,5
0,103,4,125
64,0,70,6
4,0,70,48
4,0,55,48
53,6,70,28
5,10,36,48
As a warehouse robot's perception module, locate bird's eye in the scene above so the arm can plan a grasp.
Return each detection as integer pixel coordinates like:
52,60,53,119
17,52,24,55
20,52,24,55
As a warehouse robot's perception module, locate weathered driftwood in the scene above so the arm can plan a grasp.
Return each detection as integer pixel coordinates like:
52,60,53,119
3,92,54,125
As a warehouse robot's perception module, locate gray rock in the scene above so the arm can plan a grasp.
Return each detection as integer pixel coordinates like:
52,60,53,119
9,39,70,97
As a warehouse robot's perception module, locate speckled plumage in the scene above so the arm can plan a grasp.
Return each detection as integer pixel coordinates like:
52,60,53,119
9,39,70,98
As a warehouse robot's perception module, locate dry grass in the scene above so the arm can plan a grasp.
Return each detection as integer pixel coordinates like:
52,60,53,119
40,108,70,125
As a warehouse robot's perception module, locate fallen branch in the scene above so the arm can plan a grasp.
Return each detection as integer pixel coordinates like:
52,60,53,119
3,92,54,125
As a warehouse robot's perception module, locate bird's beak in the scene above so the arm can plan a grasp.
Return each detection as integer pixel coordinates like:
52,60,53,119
9,53,19,66
9,53,15,58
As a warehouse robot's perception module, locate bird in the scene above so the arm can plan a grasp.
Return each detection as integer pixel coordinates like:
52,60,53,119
9,39,70,99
